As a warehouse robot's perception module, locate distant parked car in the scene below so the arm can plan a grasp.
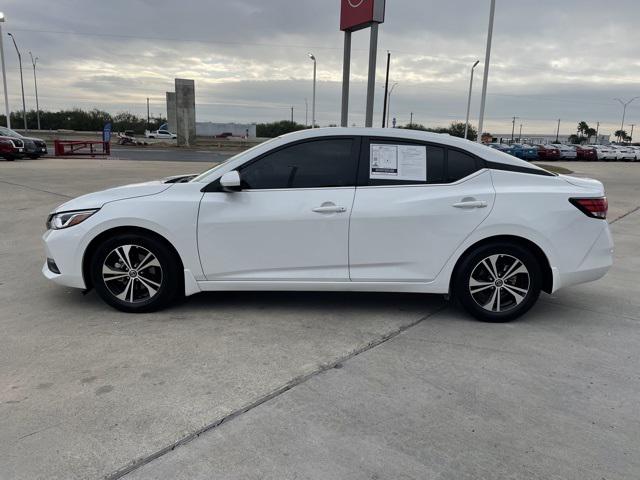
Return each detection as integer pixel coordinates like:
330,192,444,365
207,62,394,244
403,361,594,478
575,146,597,161
509,144,538,160
551,143,578,160
215,132,234,139
0,126,48,159
486,143,513,154
590,145,617,161
628,146,640,161
0,135,25,160
145,129,177,139
611,145,635,161
535,144,561,161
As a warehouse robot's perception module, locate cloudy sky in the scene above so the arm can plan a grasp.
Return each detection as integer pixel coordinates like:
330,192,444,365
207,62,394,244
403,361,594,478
3,0,640,135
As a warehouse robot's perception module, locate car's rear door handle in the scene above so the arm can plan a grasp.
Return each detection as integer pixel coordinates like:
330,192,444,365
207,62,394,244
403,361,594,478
452,200,488,209
312,205,347,214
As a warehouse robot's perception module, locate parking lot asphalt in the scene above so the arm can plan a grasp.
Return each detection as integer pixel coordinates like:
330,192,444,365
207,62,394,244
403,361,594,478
1,159,639,480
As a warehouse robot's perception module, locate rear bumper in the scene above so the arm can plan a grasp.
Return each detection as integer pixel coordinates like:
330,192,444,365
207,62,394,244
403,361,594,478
554,223,614,291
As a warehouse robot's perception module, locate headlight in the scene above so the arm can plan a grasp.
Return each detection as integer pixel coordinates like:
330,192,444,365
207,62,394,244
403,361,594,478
46,209,99,230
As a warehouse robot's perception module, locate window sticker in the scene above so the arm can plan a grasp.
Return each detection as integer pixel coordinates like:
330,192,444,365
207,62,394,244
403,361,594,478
370,144,427,181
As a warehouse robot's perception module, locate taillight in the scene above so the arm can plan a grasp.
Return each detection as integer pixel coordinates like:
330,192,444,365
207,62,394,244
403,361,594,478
570,197,608,219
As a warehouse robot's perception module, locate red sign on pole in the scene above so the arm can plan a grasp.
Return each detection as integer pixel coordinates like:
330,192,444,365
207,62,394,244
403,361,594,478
340,0,385,32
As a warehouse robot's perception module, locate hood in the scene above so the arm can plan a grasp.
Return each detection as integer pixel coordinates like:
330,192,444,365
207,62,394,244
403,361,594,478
53,180,172,213
559,174,605,195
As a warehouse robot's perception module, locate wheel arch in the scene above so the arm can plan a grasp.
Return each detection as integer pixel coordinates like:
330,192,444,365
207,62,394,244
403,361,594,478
449,234,553,295
82,226,185,291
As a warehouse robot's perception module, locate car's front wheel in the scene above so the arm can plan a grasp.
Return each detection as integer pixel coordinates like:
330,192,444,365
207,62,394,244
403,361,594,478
90,233,181,313
454,242,542,322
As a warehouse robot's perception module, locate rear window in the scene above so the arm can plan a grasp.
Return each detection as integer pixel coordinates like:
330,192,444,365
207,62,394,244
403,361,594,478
447,149,482,182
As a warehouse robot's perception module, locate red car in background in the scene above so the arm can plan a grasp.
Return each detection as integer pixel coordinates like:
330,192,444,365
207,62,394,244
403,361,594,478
575,146,597,161
536,144,561,160
0,135,25,161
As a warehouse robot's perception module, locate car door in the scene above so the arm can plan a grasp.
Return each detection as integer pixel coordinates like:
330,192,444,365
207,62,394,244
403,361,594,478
197,136,359,281
349,137,495,282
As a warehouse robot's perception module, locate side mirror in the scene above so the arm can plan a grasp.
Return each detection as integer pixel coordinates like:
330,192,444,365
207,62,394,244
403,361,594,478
220,170,241,191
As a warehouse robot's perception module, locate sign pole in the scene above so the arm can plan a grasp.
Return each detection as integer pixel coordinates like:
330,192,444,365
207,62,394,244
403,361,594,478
340,30,352,127
365,23,378,128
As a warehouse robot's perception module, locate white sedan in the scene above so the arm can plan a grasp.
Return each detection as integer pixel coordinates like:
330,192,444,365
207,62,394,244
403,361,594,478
42,128,613,322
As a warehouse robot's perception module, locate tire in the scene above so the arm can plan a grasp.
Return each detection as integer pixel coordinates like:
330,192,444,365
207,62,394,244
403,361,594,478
3,155,15,161
90,233,181,313
454,242,542,322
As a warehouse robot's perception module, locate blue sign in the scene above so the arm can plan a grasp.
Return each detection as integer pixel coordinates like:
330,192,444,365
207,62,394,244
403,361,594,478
103,122,112,143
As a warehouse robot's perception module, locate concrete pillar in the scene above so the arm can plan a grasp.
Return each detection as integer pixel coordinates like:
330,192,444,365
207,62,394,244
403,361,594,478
175,78,196,147
166,92,176,133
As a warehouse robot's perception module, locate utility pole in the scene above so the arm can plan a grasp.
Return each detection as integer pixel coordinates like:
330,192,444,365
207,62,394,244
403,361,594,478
146,97,150,130
382,50,391,128
464,60,480,139
595,121,600,145
615,97,639,142
308,53,316,128
519,123,522,142
7,32,26,131
477,0,496,143
386,83,398,129
511,116,518,143
630,124,635,143
555,118,561,143
29,52,40,130
410,112,414,127
0,12,9,128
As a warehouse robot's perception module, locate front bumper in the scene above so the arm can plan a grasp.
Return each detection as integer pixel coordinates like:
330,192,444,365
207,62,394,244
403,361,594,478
42,228,87,289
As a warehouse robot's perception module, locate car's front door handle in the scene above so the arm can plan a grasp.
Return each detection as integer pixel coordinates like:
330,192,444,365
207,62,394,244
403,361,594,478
312,205,347,214
452,200,488,209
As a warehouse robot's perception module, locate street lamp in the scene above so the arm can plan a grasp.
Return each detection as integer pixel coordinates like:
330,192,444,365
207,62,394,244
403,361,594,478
0,12,9,128
614,97,639,142
386,82,398,128
308,53,316,129
464,60,480,139
7,32,27,131
477,0,496,143
29,51,40,130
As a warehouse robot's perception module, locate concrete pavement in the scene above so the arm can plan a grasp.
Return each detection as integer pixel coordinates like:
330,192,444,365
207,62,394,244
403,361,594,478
0,159,638,480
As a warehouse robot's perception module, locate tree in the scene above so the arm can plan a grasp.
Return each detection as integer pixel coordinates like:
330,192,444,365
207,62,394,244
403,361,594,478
586,127,597,143
400,121,477,141
614,129,629,142
256,120,307,138
577,121,590,137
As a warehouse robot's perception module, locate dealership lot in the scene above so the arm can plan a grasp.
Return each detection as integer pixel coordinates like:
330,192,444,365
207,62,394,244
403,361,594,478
1,159,639,479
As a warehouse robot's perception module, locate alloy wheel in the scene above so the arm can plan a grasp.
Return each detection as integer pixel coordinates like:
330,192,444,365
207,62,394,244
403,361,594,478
102,244,163,304
468,254,530,313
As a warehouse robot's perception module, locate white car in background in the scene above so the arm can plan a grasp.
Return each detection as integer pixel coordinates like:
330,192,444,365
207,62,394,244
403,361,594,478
611,144,635,160
590,145,617,161
552,143,578,160
42,128,613,322
145,129,177,139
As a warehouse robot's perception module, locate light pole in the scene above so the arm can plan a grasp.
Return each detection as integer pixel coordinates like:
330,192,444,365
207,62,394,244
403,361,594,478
555,118,561,143
0,13,9,128
464,60,480,139
7,32,26,131
386,82,398,129
308,53,316,129
630,124,635,143
29,51,40,130
477,0,496,143
382,50,391,128
595,121,600,144
511,116,518,144
305,98,308,127
519,123,522,142
614,97,639,142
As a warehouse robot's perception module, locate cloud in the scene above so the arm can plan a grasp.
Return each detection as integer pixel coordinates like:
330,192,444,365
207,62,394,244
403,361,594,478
2,0,639,134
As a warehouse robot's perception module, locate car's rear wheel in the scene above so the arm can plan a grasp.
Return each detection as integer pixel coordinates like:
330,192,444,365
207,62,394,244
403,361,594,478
454,242,542,322
3,155,15,161
90,233,181,313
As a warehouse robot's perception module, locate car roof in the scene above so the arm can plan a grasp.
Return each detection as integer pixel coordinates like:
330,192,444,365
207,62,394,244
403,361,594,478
277,127,546,171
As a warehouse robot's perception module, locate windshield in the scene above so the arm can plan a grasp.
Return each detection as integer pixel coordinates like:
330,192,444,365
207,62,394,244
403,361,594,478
0,126,22,138
191,137,278,183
